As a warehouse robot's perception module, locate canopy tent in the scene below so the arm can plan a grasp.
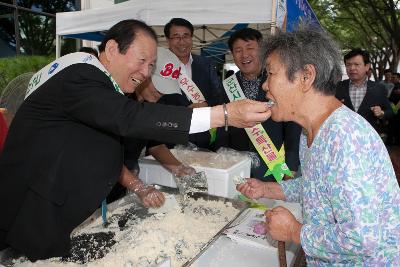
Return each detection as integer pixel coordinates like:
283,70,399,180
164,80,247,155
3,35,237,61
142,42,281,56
55,0,320,61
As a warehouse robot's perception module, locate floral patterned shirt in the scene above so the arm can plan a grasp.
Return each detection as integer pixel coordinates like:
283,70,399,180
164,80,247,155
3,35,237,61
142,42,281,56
281,105,400,266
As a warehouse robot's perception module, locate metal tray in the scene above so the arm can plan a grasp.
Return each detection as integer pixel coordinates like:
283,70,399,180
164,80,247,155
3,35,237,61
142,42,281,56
182,204,248,266
0,185,248,267
83,184,249,266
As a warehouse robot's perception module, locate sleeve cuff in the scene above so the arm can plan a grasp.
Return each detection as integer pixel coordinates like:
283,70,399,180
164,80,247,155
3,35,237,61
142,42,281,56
189,107,211,134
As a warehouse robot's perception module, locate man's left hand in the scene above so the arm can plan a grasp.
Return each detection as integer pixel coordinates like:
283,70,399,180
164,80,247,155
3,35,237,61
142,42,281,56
371,106,384,119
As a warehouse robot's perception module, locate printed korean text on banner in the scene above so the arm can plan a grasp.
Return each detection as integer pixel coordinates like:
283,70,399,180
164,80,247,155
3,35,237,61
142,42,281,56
153,47,182,95
154,47,216,145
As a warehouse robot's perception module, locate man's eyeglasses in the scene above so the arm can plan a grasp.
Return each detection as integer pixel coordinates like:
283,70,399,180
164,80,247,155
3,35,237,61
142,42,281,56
169,34,192,42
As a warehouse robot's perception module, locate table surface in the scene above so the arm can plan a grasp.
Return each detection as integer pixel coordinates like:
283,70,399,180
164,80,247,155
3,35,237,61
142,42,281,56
189,235,300,267
185,198,303,267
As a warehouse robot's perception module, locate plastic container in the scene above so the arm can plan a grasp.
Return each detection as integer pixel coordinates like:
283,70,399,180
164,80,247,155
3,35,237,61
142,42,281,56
138,150,251,199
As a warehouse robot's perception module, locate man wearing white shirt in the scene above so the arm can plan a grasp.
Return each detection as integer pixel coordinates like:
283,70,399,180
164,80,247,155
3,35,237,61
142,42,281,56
163,18,224,149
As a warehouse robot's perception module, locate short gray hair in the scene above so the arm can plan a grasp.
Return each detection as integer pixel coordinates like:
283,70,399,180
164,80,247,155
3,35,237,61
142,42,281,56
262,26,342,95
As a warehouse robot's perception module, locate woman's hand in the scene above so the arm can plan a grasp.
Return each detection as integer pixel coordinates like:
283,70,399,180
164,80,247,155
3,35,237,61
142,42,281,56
265,206,302,244
236,178,267,199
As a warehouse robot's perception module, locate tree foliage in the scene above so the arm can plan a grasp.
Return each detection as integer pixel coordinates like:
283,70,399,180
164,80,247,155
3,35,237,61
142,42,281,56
0,55,54,94
0,1,75,56
16,0,75,55
309,0,400,80
0,5,15,50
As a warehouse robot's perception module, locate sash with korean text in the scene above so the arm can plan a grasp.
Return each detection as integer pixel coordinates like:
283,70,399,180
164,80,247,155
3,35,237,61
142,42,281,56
26,52,123,99
222,75,292,182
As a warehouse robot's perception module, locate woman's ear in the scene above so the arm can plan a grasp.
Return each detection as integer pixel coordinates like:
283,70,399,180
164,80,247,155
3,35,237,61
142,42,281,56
301,64,316,92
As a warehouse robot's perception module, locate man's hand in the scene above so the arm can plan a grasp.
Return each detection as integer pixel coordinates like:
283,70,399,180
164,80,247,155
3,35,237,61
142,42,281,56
168,164,196,177
119,165,165,208
371,106,384,119
135,186,165,208
265,206,302,244
228,99,271,128
135,79,162,103
210,100,271,129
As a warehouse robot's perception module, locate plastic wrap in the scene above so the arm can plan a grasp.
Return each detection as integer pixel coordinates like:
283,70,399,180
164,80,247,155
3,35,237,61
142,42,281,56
172,146,258,171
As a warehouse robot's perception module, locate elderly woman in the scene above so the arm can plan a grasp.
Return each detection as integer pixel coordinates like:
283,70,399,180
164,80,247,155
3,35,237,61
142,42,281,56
237,27,400,265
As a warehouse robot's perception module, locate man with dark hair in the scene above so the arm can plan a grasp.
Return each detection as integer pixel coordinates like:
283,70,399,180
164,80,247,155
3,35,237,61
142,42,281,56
162,17,224,150
227,27,262,52
217,28,301,182
0,19,270,261
164,17,194,41
336,48,392,132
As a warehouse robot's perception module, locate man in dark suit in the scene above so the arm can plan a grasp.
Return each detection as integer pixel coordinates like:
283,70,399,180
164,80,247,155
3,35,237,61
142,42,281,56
164,18,224,149
0,20,271,261
335,48,392,132
216,28,301,182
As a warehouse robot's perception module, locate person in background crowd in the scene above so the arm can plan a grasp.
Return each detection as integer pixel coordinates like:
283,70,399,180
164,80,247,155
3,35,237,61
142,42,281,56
387,72,400,145
0,19,270,261
366,67,372,80
380,68,395,97
163,17,224,150
216,28,301,182
391,72,400,90
237,26,400,266
79,46,99,58
335,48,392,135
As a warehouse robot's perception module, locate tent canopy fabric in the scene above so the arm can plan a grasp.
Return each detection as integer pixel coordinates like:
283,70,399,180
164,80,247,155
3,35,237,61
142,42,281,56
56,0,274,37
56,0,275,60
55,0,320,61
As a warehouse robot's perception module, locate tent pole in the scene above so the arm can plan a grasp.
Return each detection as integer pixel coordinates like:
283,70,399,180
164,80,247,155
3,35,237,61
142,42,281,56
271,0,278,35
13,0,20,55
56,35,61,58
